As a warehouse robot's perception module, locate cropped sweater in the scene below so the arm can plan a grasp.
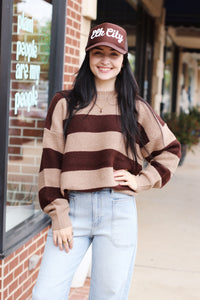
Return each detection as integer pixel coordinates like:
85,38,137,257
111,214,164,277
38,90,181,230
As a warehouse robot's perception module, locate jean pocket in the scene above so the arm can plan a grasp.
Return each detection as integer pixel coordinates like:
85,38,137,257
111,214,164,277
111,195,137,247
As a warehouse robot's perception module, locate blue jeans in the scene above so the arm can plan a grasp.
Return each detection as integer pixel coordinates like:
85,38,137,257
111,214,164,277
32,189,137,300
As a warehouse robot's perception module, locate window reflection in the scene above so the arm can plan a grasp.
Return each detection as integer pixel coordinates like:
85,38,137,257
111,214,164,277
127,25,136,75
6,0,52,231
162,34,173,114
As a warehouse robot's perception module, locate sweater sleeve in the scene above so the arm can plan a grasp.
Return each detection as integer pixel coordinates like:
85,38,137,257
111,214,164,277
134,100,181,193
38,93,72,230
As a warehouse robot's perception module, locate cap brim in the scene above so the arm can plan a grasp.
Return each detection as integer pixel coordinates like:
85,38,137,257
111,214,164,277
85,42,127,54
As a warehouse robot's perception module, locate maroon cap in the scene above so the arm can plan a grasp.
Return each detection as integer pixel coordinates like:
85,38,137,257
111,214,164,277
85,22,128,54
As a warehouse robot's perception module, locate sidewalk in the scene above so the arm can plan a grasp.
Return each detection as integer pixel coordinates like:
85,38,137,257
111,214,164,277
129,144,200,300
68,145,200,300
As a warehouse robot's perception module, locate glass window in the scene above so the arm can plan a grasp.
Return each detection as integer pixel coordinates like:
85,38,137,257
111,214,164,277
6,0,53,231
128,51,136,74
127,26,137,75
162,34,174,114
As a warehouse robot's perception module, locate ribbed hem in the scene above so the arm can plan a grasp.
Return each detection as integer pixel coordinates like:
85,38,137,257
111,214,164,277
44,198,72,230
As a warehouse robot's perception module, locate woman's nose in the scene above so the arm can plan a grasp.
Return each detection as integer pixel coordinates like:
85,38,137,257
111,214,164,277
101,55,110,64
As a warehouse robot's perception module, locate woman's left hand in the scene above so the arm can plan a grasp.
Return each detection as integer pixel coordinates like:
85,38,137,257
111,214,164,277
113,169,137,191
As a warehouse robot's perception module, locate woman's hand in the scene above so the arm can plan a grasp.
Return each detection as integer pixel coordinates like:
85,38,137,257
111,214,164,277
113,169,137,191
53,226,73,253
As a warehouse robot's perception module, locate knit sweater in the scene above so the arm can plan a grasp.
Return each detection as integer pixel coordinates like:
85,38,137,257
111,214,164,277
39,91,181,230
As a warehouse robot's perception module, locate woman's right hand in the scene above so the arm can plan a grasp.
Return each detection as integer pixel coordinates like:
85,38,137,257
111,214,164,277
53,226,73,253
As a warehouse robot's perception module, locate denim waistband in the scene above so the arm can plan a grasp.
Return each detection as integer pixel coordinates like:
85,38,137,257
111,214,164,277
67,187,134,198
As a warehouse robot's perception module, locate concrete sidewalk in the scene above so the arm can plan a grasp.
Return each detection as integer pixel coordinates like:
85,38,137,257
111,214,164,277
128,145,200,300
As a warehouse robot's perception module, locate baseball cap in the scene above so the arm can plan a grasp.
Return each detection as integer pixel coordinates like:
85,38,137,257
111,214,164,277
85,22,128,54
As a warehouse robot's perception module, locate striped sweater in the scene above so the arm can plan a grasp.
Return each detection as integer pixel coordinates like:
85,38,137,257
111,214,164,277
39,90,181,230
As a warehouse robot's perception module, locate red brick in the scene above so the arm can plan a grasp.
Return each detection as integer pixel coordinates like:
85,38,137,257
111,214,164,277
84,278,90,287
75,49,79,56
14,286,23,299
20,289,32,300
65,55,71,63
23,278,31,292
39,246,45,256
69,295,88,300
9,279,18,294
4,273,14,287
14,264,23,277
23,259,29,270
19,270,28,285
36,236,45,248
9,119,36,128
8,155,22,161
70,28,75,36
3,288,8,299
37,120,45,128
8,146,21,155
31,269,39,284
9,256,19,270
74,3,79,12
6,295,13,300
9,128,21,136
4,263,9,276
9,137,33,145
76,14,81,22
28,243,37,255
23,129,43,138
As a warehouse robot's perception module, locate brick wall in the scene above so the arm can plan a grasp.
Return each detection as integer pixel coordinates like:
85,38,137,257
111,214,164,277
63,0,82,89
0,227,50,300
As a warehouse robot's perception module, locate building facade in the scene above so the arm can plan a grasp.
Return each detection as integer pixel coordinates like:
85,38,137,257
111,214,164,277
0,0,200,299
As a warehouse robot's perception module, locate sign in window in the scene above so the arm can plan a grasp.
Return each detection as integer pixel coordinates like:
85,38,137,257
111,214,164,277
6,0,53,231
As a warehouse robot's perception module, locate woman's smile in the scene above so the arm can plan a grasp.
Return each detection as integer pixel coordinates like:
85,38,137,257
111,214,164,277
89,46,123,89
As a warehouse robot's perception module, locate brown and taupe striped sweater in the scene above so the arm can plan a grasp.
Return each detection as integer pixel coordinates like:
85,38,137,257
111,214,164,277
39,90,181,230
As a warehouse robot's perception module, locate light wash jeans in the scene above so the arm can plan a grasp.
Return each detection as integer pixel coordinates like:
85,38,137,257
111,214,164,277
32,188,137,300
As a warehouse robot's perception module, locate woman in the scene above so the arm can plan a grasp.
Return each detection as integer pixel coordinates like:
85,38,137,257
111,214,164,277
32,22,181,300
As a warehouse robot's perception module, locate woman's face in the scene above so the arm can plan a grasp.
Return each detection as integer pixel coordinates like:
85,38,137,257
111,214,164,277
89,46,124,89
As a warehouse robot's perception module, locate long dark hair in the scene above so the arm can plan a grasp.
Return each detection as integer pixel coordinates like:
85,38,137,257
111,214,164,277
64,52,141,161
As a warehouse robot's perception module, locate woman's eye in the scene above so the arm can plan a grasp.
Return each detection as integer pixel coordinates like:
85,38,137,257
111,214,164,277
93,51,102,55
110,52,119,56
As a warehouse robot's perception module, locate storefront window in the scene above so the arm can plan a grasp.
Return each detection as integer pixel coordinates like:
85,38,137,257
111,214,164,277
162,34,173,114
128,51,136,74
6,0,52,231
127,26,137,74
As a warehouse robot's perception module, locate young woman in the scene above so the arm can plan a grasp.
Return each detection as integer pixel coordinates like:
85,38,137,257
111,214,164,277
32,22,181,300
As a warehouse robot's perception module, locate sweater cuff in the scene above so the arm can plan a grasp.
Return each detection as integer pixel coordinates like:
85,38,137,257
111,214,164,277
134,174,153,193
44,198,72,230
134,171,161,193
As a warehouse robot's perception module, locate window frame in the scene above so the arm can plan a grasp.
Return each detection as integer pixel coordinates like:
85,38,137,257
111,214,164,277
0,0,67,258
